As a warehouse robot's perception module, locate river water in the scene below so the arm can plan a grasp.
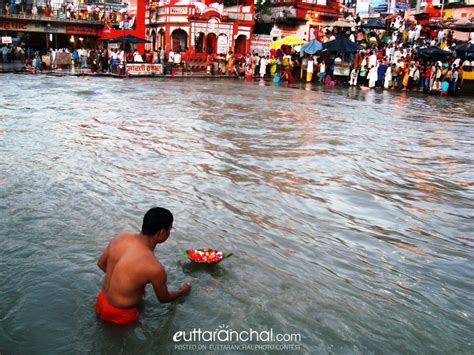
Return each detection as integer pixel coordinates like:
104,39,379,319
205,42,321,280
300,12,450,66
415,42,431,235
0,74,473,354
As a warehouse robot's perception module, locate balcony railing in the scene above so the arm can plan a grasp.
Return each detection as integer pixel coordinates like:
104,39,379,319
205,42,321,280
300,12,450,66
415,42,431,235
0,12,104,25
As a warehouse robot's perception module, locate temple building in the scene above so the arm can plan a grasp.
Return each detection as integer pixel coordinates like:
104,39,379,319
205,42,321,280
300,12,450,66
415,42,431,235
0,1,114,50
144,0,255,58
255,0,347,41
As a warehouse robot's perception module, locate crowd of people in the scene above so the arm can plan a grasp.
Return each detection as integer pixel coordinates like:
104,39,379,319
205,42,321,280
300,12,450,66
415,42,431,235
8,10,473,96
1,43,26,63
236,13,473,95
71,46,169,74
2,2,131,29
338,14,473,95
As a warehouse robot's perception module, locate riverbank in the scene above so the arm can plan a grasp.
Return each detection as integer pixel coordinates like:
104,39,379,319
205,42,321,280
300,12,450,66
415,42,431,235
2,61,473,96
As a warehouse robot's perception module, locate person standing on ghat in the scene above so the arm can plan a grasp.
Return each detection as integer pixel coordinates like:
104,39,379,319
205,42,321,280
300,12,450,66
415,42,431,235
14,9,469,97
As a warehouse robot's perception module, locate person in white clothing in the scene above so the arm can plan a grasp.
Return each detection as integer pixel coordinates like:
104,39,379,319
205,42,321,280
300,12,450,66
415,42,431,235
306,56,314,82
349,67,359,86
414,24,422,41
392,30,398,43
133,51,143,62
174,52,181,65
393,48,401,64
437,30,445,44
259,56,268,78
368,51,377,68
368,65,378,88
50,48,56,69
384,65,392,89
168,50,174,63
319,61,326,82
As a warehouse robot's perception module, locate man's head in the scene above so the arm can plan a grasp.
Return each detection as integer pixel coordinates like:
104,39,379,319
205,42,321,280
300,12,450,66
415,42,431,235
141,207,173,242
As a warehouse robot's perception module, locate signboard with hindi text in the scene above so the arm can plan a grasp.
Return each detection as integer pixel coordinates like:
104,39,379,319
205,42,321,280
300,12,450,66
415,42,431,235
217,35,228,55
250,35,272,57
1,36,12,44
126,63,163,76
0,20,66,33
66,26,98,36
333,64,351,77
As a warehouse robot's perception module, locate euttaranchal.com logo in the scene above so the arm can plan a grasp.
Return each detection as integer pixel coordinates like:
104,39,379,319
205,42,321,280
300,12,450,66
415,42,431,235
173,324,302,352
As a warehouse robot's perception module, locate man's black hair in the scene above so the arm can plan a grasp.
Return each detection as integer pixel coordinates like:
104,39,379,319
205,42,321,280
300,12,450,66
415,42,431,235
141,207,173,236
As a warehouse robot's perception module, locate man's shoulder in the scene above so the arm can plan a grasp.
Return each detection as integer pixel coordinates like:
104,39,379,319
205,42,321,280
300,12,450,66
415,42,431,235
139,256,165,282
112,229,135,240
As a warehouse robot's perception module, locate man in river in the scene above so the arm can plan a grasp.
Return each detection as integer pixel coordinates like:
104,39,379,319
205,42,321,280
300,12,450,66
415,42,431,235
96,207,191,325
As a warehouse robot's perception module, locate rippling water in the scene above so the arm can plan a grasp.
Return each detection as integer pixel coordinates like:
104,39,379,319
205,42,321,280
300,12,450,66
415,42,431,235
0,74,473,354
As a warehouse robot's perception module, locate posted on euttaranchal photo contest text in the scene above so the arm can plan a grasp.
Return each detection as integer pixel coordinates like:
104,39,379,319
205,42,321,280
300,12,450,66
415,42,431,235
171,324,303,352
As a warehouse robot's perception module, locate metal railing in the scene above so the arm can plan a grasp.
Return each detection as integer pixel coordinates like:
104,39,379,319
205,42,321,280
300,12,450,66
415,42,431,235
0,12,104,25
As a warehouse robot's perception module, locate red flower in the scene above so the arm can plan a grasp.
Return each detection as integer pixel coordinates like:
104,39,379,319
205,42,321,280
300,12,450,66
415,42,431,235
186,249,225,263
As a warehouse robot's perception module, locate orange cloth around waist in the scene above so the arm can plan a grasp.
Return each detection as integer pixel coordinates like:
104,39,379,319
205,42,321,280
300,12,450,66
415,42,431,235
96,290,138,325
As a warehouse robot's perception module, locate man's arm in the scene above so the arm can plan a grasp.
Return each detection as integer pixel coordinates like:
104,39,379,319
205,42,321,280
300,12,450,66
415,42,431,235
97,244,109,273
151,263,191,303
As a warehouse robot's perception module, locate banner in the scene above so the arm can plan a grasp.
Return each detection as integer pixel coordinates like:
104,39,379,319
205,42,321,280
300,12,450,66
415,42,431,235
250,35,272,56
0,20,66,34
1,36,12,44
356,0,371,17
369,0,388,14
66,26,98,36
217,35,228,55
126,63,163,75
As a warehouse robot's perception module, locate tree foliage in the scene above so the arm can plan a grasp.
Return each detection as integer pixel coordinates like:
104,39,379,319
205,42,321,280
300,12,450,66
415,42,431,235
255,0,272,16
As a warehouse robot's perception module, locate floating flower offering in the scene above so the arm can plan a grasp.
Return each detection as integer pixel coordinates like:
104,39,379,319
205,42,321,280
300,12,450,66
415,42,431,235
182,248,232,264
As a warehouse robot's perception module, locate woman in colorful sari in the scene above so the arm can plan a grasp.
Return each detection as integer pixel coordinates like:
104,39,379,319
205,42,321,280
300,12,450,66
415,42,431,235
227,55,234,76
270,56,277,77
402,67,410,90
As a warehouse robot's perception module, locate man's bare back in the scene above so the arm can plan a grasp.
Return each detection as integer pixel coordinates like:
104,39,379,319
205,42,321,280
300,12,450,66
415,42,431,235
96,208,191,324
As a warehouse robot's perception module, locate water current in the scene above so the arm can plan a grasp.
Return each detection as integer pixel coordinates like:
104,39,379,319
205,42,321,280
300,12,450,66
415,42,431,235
0,74,473,354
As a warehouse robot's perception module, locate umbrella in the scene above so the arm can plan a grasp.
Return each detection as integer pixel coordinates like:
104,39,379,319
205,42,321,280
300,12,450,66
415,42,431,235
416,46,452,60
326,20,355,28
449,23,474,33
425,22,446,29
323,36,361,53
271,35,306,49
300,40,323,57
454,41,474,54
453,18,471,25
107,35,151,44
360,19,386,30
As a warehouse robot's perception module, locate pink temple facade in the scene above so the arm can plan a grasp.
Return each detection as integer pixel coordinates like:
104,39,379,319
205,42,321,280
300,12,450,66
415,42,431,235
144,0,255,59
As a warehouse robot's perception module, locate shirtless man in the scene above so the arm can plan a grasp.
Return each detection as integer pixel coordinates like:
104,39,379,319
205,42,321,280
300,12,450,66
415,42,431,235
96,207,191,325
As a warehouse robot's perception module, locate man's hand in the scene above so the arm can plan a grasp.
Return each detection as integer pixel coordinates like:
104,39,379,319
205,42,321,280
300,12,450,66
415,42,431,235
151,264,191,303
179,283,191,295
